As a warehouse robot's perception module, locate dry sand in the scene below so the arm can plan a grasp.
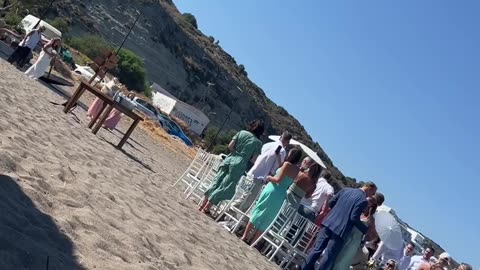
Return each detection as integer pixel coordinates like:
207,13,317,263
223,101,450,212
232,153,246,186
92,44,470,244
0,60,277,270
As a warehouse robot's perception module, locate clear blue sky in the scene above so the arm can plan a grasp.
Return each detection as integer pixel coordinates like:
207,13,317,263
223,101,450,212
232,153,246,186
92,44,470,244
174,0,479,266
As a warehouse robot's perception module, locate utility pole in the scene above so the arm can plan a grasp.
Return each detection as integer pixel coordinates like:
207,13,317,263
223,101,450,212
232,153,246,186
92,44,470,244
34,0,56,29
177,88,184,100
206,86,242,152
200,82,214,109
115,10,141,55
88,10,141,85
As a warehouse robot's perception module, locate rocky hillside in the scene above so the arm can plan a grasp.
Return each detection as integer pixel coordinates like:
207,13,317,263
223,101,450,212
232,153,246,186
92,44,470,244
7,0,456,261
38,0,352,188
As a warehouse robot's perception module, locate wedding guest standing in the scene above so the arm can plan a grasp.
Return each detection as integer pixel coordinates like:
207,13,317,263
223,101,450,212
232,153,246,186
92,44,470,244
241,147,303,245
199,120,264,214
25,38,62,80
8,26,46,67
301,182,377,270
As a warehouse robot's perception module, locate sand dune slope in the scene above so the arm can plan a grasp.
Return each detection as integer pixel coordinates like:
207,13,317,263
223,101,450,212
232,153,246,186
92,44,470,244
0,61,277,270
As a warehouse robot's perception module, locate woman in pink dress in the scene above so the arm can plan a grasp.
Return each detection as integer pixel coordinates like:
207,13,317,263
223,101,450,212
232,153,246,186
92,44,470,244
102,107,123,130
87,79,132,130
87,99,122,130
87,78,116,118
104,92,137,129
86,97,104,119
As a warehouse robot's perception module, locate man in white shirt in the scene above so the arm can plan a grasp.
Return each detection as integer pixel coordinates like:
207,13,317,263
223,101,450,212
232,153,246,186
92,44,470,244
231,131,292,211
397,243,416,270
372,241,402,265
297,170,334,222
260,136,292,157
8,26,45,67
407,246,435,270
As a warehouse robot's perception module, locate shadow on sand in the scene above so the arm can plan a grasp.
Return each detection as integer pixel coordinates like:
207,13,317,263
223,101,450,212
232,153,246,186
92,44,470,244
0,174,84,269
101,139,155,173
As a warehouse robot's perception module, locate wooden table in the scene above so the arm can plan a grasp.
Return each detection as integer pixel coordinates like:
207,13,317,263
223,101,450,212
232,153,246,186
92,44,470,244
63,80,144,149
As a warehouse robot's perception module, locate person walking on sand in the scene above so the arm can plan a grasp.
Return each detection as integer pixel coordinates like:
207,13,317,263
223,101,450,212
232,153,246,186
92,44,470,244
301,182,377,270
8,26,46,67
198,120,264,214
25,38,62,80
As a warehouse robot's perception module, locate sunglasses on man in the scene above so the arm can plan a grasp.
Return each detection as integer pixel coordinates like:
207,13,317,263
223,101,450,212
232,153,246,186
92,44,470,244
386,260,397,268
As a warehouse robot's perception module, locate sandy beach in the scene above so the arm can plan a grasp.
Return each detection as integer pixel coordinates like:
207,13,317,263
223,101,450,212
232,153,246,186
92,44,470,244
0,60,277,270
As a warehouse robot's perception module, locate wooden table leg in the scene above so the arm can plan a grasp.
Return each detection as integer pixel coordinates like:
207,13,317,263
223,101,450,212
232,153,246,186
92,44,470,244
63,84,85,113
117,118,140,149
88,101,107,129
92,105,113,135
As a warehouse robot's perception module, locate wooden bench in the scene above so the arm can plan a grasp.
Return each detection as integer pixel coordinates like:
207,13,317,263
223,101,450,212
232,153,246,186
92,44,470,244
63,80,144,149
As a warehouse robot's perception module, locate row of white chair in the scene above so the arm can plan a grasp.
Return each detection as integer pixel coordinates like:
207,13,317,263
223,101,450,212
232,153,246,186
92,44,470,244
215,174,257,233
172,148,210,190
173,148,223,201
216,176,321,269
251,200,320,269
175,149,320,269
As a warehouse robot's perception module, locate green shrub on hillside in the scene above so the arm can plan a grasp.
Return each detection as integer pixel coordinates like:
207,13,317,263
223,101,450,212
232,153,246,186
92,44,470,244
204,128,237,153
238,64,248,76
48,18,70,35
4,13,22,28
212,145,228,155
144,85,153,99
113,49,148,92
68,35,112,60
67,35,148,93
181,13,198,29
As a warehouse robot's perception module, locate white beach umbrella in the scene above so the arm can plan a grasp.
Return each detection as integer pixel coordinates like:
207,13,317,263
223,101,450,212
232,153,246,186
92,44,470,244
268,135,327,169
374,211,404,250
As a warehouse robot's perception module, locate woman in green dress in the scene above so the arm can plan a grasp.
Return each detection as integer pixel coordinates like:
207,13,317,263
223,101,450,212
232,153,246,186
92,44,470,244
241,147,303,245
199,120,264,213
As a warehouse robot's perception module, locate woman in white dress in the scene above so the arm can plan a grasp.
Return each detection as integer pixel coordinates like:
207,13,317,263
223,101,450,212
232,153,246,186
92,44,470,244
25,38,62,80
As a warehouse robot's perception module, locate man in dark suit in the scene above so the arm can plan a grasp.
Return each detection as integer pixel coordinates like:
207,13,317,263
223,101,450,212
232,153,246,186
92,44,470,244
301,182,377,270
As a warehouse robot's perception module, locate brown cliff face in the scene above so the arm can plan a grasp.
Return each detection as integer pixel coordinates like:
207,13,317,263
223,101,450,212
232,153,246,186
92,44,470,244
49,0,348,187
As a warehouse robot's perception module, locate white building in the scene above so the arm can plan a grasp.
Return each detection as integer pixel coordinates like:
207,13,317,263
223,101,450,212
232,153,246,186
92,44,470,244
151,83,210,135
405,227,426,255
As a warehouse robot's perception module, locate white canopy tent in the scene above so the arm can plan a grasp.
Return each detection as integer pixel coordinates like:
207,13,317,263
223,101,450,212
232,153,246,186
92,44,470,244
268,135,326,169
